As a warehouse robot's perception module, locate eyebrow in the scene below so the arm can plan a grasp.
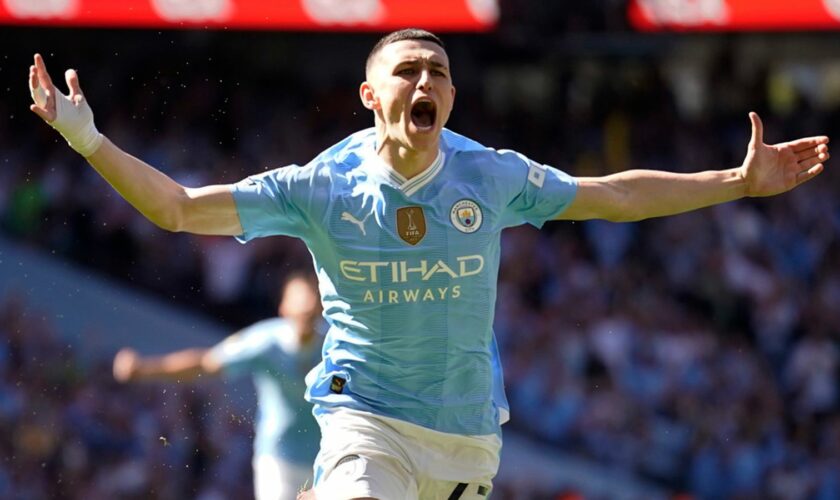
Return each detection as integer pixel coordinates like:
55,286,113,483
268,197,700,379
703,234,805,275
395,59,449,71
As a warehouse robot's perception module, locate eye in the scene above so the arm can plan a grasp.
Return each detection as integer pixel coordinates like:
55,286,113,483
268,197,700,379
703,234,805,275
397,67,416,76
431,69,446,77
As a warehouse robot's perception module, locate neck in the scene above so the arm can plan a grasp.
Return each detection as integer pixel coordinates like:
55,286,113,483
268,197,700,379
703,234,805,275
375,124,439,180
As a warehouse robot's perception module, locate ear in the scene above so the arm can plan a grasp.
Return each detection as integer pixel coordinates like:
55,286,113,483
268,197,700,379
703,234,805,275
359,81,379,110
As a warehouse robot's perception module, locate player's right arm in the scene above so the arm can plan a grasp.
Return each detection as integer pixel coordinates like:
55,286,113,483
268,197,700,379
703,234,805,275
28,53,242,236
112,347,223,382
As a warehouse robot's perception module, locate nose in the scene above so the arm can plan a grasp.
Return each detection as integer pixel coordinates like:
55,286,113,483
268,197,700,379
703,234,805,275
416,69,433,91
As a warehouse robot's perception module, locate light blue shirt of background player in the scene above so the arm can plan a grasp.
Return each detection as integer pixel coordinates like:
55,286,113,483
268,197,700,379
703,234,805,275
232,128,577,437
210,315,323,465
113,274,324,500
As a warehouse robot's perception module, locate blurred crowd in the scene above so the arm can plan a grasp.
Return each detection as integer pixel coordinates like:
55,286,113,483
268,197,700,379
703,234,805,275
0,293,256,499
3,12,840,500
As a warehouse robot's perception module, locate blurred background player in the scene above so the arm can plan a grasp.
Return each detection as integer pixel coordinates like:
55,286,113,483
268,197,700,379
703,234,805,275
112,273,324,500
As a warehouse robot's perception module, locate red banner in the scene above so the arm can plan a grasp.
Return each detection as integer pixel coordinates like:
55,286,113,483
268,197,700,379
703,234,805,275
0,0,498,31
628,0,840,31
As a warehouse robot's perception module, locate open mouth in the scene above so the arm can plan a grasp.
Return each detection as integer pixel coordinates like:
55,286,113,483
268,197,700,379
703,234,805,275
410,100,437,130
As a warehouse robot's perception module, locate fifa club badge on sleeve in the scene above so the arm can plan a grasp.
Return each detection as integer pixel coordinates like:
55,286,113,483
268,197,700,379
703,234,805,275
450,199,483,233
397,206,426,245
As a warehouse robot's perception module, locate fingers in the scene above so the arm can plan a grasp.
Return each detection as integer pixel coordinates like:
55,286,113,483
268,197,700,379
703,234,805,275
29,103,52,121
28,64,38,93
33,53,55,90
65,68,83,101
798,150,829,171
748,111,829,157
795,141,828,185
29,54,58,122
786,135,830,153
795,143,829,162
796,163,824,185
749,112,764,148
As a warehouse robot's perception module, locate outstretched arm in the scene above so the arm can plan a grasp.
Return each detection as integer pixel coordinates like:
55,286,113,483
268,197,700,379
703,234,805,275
29,54,243,235
112,347,222,383
557,112,830,222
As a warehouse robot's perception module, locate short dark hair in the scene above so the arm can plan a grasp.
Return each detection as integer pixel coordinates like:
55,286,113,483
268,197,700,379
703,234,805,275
365,28,446,76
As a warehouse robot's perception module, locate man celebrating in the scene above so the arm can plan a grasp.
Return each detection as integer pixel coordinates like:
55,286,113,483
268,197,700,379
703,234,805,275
30,28,829,500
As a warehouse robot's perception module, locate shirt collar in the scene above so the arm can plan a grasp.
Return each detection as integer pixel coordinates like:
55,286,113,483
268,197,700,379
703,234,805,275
367,147,446,197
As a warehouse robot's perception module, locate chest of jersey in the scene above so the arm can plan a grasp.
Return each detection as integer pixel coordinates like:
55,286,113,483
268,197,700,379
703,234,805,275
319,173,498,306
326,181,494,252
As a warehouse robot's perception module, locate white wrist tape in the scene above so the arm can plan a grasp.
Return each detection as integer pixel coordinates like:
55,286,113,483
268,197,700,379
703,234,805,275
35,87,103,157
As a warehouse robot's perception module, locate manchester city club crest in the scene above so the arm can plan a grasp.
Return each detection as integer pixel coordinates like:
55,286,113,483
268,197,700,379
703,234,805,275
450,199,483,233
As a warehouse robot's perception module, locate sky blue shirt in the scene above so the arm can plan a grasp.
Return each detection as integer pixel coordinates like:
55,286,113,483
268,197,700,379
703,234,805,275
210,317,322,464
232,128,577,436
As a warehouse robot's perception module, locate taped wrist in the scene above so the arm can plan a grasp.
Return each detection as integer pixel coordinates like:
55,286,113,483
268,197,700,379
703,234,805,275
45,89,103,157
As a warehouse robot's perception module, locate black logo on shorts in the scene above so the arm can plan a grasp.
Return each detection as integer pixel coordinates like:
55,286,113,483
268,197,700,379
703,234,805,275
330,376,346,394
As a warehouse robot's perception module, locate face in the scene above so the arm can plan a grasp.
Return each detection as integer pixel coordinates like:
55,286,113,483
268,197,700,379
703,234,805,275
361,40,456,152
279,277,321,322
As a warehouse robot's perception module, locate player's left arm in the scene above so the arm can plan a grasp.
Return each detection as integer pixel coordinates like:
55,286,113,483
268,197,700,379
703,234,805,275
556,112,829,222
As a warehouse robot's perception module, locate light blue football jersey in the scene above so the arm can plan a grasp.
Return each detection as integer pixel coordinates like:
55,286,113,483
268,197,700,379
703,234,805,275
210,317,323,464
232,128,577,436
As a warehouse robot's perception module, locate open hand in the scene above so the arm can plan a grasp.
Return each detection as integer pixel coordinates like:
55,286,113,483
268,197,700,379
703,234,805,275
741,112,829,197
28,53,103,157
28,53,85,123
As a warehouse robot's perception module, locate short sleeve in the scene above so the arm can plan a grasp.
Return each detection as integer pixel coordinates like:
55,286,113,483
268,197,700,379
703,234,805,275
231,164,315,242
209,319,282,378
497,150,578,228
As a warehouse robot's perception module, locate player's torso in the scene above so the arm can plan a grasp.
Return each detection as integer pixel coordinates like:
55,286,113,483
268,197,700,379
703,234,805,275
304,151,504,433
312,152,501,344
